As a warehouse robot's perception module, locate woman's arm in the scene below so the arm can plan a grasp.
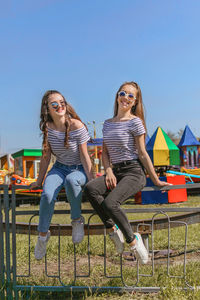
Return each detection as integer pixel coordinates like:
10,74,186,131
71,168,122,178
79,143,94,181
29,148,51,189
135,135,171,187
102,142,117,189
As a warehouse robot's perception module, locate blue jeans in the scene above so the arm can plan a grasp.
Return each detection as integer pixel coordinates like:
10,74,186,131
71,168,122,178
38,161,87,233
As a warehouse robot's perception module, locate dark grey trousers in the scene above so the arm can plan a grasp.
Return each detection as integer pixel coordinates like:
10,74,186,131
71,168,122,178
83,160,146,244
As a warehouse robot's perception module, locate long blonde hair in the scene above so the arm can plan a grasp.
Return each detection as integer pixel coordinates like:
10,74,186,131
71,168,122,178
40,90,84,156
113,81,146,131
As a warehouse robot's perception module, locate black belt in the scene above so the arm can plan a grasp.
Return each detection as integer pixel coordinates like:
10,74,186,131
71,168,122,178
112,159,138,168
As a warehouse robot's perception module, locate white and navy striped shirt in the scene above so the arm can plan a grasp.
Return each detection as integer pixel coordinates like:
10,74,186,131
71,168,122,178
103,117,145,164
48,126,90,165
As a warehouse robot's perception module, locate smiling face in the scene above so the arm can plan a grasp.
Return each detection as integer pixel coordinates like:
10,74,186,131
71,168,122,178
47,93,66,118
117,84,137,112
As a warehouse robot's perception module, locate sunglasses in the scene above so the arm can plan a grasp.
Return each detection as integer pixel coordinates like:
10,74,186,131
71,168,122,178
118,90,136,100
50,101,66,110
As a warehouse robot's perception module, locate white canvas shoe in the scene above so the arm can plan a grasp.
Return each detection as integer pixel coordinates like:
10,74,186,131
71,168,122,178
109,227,124,254
130,232,148,264
34,231,51,260
71,216,85,244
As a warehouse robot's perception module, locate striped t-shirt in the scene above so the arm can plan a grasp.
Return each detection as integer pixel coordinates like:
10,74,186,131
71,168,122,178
103,117,145,164
47,125,90,165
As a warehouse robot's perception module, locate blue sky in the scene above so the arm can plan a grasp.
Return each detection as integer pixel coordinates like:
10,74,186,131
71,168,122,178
1,0,200,154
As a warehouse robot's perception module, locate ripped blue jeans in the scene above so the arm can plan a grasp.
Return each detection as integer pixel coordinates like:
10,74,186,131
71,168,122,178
38,161,87,233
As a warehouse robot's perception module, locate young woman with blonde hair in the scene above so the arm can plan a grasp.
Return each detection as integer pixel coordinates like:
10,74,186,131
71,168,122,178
83,81,171,264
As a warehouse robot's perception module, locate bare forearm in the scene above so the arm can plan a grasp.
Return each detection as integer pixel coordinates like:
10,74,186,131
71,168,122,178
102,151,112,174
102,146,117,188
80,153,94,181
135,135,171,188
102,143,112,175
36,155,51,185
138,153,160,185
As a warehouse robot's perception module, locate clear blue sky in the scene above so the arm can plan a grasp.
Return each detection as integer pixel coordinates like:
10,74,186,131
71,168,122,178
1,0,200,155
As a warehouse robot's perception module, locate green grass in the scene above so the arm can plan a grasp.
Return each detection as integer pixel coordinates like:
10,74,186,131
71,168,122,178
3,195,200,299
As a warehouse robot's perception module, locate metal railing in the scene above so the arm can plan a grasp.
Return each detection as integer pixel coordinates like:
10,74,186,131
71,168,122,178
1,183,200,298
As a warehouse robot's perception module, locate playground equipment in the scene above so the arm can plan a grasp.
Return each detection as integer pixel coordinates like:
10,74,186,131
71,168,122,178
146,127,180,168
167,169,200,184
181,167,200,183
12,149,42,179
178,125,200,168
135,175,187,204
0,170,10,184
87,138,103,174
10,174,43,194
1,183,200,298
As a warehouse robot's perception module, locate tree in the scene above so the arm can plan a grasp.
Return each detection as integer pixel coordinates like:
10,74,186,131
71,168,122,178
166,130,177,143
177,128,184,139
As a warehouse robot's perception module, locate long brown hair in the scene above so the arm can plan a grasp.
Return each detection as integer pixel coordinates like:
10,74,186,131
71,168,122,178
40,90,84,156
113,81,146,131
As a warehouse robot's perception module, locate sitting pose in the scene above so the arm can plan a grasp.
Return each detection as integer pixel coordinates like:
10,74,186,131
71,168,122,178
30,90,93,260
83,81,171,264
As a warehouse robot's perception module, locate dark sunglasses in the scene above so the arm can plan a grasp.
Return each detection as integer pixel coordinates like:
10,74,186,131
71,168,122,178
50,101,66,110
118,90,136,100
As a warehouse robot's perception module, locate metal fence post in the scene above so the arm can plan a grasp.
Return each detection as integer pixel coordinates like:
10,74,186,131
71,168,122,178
4,185,12,299
0,186,5,299
11,185,18,299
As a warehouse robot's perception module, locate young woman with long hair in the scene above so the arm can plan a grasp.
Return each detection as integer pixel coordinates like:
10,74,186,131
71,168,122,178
30,90,93,260
83,81,171,264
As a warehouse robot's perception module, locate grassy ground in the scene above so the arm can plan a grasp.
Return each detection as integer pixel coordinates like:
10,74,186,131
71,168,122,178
4,195,200,299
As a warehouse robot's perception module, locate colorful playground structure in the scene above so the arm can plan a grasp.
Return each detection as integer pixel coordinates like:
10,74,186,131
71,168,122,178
178,125,200,168
146,127,180,167
137,125,200,204
135,175,187,204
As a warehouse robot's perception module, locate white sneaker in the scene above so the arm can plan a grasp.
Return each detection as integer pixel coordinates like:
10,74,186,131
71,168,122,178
130,232,148,264
71,216,85,244
34,231,51,260
109,227,124,254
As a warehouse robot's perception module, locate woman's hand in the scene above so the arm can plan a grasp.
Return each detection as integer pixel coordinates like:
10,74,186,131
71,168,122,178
29,181,41,190
155,180,172,187
105,168,117,190
79,142,94,181
154,179,172,193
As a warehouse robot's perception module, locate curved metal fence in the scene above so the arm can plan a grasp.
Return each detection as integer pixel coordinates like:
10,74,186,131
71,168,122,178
1,183,200,299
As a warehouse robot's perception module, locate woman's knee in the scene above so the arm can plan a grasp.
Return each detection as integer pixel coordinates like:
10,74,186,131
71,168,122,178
103,198,118,213
41,190,55,205
65,172,86,190
83,180,98,197
65,177,80,189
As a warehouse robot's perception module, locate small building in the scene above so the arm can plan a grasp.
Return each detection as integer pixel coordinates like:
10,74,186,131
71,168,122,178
12,149,42,179
178,125,200,168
